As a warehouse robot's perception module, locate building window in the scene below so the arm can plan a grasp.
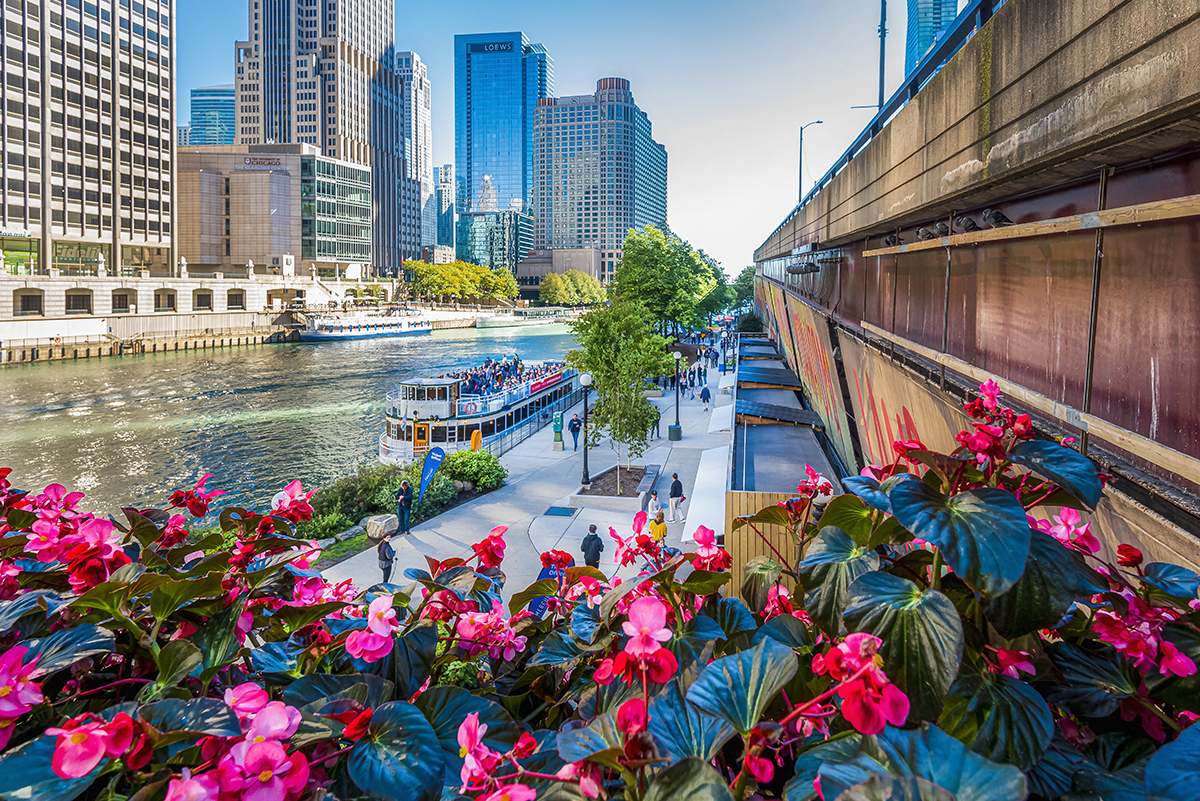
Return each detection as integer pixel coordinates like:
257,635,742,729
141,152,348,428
194,291,212,310
15,291,43,316
227,290,245,310
154,289,175,311
65,291,93,314
112,292,132,312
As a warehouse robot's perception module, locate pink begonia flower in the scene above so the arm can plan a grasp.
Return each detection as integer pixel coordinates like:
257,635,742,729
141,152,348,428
617,697,646,736
238,741,307,801
164,769,221,801
622,597,671,657
1047,507,1100,554
992,649,1035,679
235,610,255,644
812,633,910,735
346,629,393,663
46,717,113,778
458,713,503,792
271,480,319,523
480,784,537,801
365,595,398,637
979,379,1001,412
632,510,648,535
557,761,602,798
692,525,732,572
0,646,43,719
457,711,487,759
290,542,322,569
1160,641,1198,678
224,682,270,722
26,519,65,562
244,702,302,742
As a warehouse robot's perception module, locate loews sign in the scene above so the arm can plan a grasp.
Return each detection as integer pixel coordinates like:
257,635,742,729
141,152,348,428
468,41,514,53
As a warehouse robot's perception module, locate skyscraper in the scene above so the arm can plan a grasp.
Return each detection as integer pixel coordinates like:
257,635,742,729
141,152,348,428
190,85,235,145
434,164,455,251
454,32,552,219
398,52,434,251
0,0,176,276
531,78,667,281
905,0,958,76
233,0,405,273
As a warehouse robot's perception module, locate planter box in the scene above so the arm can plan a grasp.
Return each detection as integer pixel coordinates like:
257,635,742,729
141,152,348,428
569,463,661,512
643,388,664,398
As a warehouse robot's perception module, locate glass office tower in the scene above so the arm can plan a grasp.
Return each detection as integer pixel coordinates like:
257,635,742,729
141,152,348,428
453,32,552,224
905,0,958,75
190,85,235,145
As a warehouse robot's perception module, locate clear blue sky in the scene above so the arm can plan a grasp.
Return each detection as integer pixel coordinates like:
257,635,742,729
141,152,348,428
178,0,941,274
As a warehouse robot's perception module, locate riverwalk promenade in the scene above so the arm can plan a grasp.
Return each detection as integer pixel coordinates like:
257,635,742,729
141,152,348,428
322,365,735,599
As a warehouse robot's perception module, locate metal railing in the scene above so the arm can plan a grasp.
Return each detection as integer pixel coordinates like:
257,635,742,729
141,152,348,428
456,367,573,417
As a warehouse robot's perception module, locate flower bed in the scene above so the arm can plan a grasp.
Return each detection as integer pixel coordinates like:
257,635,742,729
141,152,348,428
0,380,1198,800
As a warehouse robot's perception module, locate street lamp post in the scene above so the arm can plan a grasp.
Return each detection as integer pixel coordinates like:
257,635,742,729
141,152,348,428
580,373,593,486
719,330,729,373
798,120,824,204
668,351,683,441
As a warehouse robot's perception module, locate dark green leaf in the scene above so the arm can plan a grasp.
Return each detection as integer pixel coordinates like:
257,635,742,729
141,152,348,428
835,776,955,801
1146,721,1200,801
195,595,248,682
527,629,587,669
0,729,100,801
556,710,624,763
647,680,737,763
1025,733,1088,799
270,601,348,632
710,596,757,640
569,601,602,644
843,573,963,723
841,477,892,513
138,697,242,745
1069,763,1148,801
415,685,522,781
981,530,1082,637
681,615,725,642
741,555,784,613
1044,642,1138,717
786,734,865,800
798,526,880,635
1149,623,1200,713
1085,731,1157,772
250,640,300,676
599,575,646,623
938,672,1053,771
25,624,115,678
282,673,394,711
1142,562,1200,598
857,723,1028,801
429,565,480,599
148,573,227,620
1009,440,1102,510
348,701,445,801
154,639,203,688
751,614,813,649
730,505,794,530
889,482,1031,597
681,570,731,595
391,621,438,699
686,637,797,734
820,495,875,546
643,757,736,801
0,591,64,635
509,578,560,616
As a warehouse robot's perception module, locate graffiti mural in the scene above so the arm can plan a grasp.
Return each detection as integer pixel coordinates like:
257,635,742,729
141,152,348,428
783,293,858,468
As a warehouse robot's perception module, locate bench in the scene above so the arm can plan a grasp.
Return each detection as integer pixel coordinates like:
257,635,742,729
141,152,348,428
637,464,661,510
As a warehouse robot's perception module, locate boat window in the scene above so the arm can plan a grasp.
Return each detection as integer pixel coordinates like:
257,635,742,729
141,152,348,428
437,387,446,400
432,426,447,443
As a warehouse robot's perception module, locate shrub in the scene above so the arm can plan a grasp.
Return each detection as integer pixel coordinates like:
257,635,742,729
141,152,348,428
735,311,762,332
441,449,507,491
299,463,403,539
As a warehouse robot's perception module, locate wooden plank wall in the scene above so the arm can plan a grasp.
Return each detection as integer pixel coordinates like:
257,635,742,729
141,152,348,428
724,490,798,602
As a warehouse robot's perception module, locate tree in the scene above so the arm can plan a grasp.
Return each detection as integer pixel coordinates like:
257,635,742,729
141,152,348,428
731,265,755,312
563,270,606,305
610,225,720,335
559,270,585,305
567,298,672,490
539,272,571,305
479,267,519,301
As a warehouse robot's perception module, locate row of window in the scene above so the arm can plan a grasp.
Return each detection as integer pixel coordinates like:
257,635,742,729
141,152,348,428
14,288,244,316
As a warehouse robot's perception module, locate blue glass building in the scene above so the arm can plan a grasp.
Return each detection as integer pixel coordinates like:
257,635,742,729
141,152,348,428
190,85,235,145
905,0,958,76
454,32,553,227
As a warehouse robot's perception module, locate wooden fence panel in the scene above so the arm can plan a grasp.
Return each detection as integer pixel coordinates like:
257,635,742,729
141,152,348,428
724,490,798,602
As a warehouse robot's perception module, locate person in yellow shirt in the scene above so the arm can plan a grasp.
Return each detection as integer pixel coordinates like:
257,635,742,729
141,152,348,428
649,509,668,542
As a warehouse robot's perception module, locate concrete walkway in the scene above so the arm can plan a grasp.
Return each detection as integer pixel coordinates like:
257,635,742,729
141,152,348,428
322,358,734,602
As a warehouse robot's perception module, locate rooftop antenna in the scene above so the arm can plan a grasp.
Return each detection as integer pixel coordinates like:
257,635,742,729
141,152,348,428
878,0,887,108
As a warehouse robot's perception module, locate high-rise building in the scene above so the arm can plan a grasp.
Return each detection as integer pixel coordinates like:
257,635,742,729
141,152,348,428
233,0,406,274
178,126,192,146
189,85,235,145
905,0,958,76
531,78,667,282
454,32,552,223
397,52,434,252
0,0,176,277
434,164,455,251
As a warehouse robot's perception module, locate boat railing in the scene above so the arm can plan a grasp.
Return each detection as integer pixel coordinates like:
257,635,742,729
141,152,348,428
455,366,574,417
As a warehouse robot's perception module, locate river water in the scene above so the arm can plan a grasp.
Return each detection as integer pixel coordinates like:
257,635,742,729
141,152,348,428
0,324,577,517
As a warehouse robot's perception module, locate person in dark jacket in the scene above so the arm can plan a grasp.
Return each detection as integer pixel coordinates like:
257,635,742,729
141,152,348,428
581,524,604,568
377,535,396,583
668,473,685,523
395,479,413,535
700,384,712,411
568,414,582,451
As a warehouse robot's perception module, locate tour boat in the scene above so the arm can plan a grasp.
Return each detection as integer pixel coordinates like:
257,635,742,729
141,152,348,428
379,360,578,463
475,308,575,329
299,312,433,341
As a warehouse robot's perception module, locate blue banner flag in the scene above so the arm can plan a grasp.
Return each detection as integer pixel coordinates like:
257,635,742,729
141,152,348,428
417,447,446,507
528,558,575,618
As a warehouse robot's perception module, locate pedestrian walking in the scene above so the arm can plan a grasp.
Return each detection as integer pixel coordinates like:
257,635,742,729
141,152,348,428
377,534,396,584
651,405,661,440
649,510,667,542
581,524,604,568
395,479,413,535
668,473,685,523
647,490,663,519
568,413,582,451
700,384,711,411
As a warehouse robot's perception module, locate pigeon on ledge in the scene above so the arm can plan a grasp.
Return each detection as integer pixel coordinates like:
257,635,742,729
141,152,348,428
933,221,951,237
954,215,981,233
915,227,937,241
982,208,1016,227
883,234,902,247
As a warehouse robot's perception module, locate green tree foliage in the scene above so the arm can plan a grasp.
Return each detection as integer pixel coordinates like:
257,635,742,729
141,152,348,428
567,298,672,487
562,270,606,305
479,266,519,300
731,265,755,312
539,272,571,305
611,225,722,333
408,260,518,302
